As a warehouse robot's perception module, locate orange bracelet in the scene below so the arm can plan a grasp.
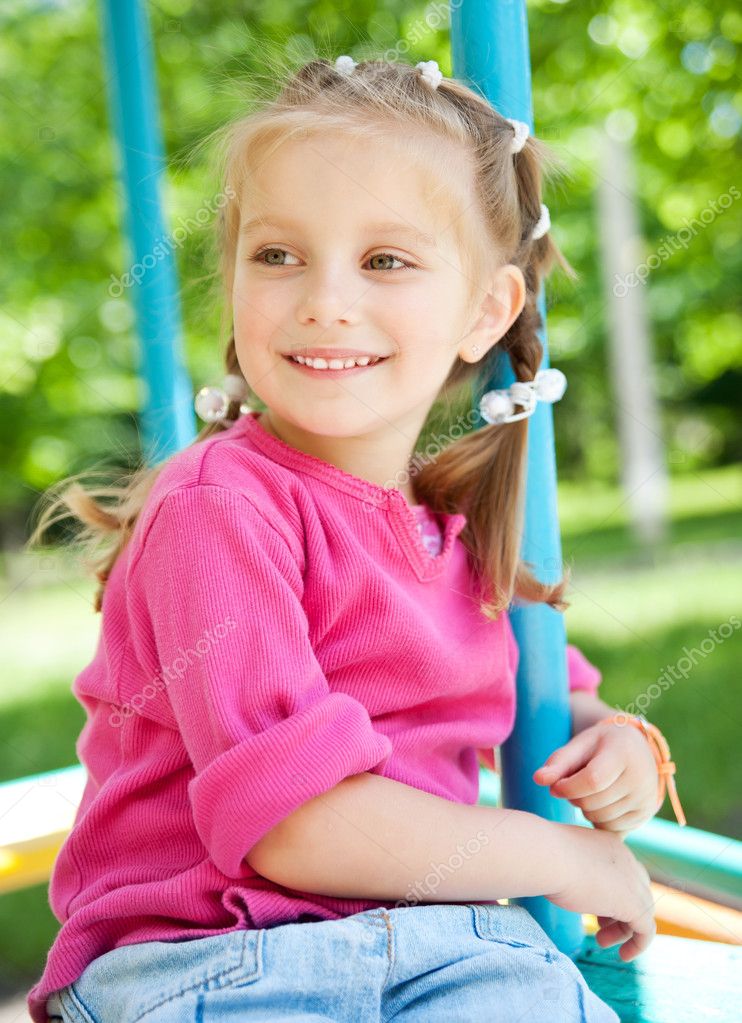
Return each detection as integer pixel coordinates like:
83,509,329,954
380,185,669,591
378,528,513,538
598,714,687,827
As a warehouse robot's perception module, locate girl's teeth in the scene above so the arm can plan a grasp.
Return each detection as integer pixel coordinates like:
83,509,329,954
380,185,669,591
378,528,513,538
292,355,379,369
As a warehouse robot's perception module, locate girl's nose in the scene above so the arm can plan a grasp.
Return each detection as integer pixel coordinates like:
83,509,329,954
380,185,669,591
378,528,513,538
295,271,362,329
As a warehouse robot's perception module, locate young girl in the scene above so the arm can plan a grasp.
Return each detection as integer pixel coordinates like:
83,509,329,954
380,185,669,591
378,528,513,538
26,55,666,1023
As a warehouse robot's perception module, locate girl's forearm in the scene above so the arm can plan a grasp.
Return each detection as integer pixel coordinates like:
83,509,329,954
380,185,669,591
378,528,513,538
569,690,617,738
245,771,573,904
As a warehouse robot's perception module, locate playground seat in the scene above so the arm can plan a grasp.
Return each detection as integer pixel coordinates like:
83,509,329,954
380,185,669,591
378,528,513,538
2,763,741,1021
577,932,742,1022
0,764,86,895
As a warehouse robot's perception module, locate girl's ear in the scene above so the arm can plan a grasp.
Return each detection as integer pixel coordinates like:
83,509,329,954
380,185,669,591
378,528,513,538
458,265,526,364
489,264,526,330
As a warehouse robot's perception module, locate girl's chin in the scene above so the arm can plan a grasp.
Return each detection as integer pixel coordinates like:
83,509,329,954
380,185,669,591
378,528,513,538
258,409,391,439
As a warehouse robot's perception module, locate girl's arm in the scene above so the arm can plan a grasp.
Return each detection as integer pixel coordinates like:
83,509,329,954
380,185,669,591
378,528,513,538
476,692,615,771
247,770,574,903
476,642,606,768
569,690,617,738
127,485,395,880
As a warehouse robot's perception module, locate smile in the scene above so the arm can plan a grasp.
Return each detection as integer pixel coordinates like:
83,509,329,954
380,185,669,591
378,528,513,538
284,354,390,377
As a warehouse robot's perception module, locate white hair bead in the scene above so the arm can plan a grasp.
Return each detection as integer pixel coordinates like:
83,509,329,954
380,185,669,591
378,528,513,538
479,390,516,424
479,368,567,425
334,55,358,75
533,367,567,403
506,118,530,154
194,374,249,423
415,60,443,90
222,374,249,401
194,386,229,423
532,203,551,240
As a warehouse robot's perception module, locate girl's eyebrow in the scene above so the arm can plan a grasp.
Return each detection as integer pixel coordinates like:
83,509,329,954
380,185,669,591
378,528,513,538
240,215,437,249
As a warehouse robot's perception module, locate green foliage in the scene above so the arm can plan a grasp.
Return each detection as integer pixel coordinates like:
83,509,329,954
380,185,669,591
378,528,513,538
1,1,740,536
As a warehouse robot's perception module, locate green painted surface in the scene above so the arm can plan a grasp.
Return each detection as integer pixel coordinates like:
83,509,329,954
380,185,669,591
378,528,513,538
577,934,742,1022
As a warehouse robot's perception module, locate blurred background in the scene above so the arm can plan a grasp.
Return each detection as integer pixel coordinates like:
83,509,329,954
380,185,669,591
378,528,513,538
1,0,740,1008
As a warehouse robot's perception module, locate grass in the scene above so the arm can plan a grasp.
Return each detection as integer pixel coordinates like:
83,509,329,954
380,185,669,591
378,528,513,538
558,463,742,563
0,465,740,992
564,569,741,838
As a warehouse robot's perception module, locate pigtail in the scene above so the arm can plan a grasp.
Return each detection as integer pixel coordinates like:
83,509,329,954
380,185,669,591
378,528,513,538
411,95,577,619
25,335,250,615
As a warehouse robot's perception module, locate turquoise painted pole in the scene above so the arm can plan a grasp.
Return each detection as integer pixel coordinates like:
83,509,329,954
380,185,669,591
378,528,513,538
99,0,196,465
451,1,586,958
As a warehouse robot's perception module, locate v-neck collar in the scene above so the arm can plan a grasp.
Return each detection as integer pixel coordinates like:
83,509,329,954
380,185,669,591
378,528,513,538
230,411,468,581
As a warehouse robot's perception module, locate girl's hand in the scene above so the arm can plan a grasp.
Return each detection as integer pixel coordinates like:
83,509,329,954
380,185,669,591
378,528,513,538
546,823,657,961
533,720,660,838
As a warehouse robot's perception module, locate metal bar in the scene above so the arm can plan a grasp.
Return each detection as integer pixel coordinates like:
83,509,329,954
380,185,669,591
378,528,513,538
99,0,195,465
451,0,586,957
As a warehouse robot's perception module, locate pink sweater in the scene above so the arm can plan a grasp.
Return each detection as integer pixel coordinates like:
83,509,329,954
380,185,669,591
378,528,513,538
28,410,601,1021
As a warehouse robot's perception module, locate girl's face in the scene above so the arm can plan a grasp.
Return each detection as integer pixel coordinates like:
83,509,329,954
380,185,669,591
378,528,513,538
231,131,512,452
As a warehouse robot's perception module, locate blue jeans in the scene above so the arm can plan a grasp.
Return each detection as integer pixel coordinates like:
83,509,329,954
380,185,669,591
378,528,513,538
45,903,619,1022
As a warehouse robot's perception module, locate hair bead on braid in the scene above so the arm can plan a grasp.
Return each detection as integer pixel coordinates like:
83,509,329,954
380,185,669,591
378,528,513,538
506,118,529,154
503,118,550,241
415,60,444,90
334,55,357,75
531,203,551,240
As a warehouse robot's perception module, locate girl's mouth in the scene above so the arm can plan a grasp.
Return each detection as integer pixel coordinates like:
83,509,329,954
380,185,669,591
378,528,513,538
283,354,390,379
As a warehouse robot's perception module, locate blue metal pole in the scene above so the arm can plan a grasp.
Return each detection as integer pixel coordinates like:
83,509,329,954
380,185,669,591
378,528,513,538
99,0,196,465
451,0,586,958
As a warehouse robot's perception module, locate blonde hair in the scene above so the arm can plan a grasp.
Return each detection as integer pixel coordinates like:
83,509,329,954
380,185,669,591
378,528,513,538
27,54,577,618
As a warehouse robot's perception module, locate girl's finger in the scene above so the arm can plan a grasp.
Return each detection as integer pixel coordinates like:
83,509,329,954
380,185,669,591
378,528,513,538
595,808,648,832
582,791,635,823
550,752,624,799
595,918,632,948
573,789,622,815
571,768,629,812
619,927,655,961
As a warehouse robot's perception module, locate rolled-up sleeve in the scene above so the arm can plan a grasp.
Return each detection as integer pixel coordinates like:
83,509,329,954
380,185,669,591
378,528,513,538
126,485,393,878
501,612,602,695
476,640,602,771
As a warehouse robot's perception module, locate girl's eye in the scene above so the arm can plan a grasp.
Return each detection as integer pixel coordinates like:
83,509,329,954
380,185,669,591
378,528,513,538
250,248,415,272
366,252,415,272
252,248,300,267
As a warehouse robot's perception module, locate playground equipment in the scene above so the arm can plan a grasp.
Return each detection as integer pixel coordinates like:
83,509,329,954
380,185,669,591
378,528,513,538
1,764,740,1020
3,1,740,1019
